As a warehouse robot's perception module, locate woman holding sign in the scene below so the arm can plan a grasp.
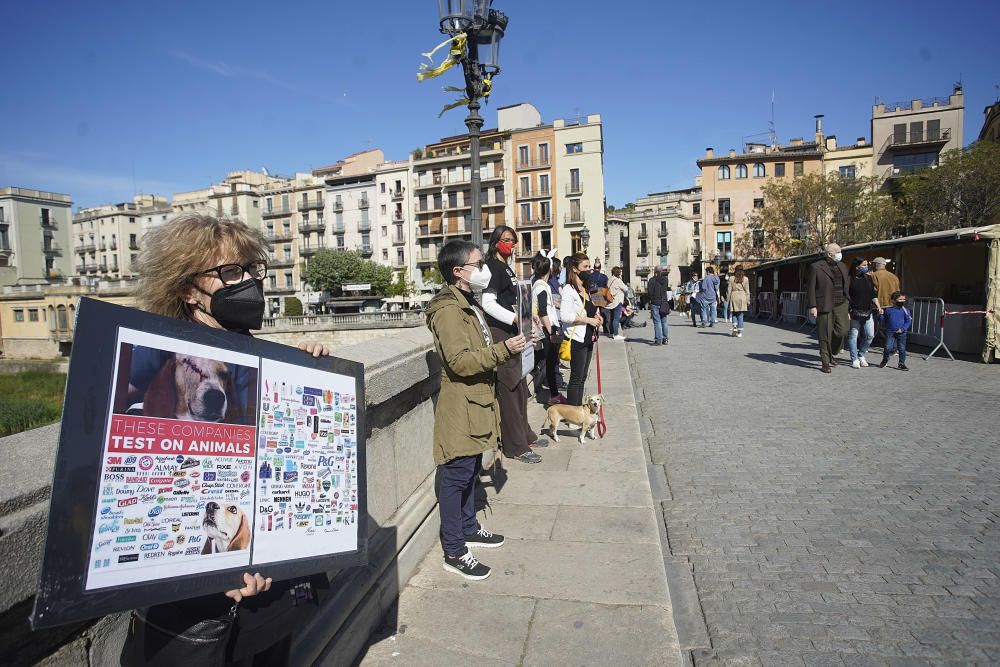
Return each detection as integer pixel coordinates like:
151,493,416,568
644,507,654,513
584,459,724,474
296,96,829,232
122,214,329,666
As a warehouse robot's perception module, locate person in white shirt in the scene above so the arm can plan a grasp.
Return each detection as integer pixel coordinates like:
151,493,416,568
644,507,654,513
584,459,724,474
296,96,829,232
530,254,566,405
560,253,602,406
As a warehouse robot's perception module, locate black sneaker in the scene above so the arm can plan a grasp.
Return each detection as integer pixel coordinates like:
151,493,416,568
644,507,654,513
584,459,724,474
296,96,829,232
443,548,491,580
530,437,549,448
898,363,909,371
878,359,888,368
464,526,505,549
514,451,542,464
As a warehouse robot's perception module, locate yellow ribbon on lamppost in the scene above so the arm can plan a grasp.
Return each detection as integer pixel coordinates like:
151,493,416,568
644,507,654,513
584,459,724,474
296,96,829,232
416,33,467,82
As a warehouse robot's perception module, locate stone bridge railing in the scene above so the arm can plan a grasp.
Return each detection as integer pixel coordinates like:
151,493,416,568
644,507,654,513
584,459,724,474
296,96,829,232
1,327,445,667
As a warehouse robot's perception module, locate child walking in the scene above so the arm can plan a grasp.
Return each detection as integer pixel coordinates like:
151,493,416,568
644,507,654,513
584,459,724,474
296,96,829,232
879,291,912,371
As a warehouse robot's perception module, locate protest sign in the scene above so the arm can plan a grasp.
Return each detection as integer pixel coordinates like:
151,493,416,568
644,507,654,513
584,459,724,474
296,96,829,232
516,280,535,378
31,298,367,629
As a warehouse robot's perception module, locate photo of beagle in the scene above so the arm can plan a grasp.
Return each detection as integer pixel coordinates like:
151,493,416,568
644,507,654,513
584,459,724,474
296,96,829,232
142,354,240,423
201,501,251,554
542,394,604,443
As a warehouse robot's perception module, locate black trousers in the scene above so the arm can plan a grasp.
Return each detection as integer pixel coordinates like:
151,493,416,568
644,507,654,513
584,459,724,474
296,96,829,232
567,340,594,406
436,453,482,556
689,297,701,325
540,335,560,396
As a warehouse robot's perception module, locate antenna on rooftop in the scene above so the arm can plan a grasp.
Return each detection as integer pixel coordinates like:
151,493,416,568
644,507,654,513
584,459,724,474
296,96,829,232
769,91,777,146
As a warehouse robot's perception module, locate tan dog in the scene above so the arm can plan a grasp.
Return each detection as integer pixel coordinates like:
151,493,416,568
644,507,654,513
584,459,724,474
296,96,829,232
542,394,603,443
201,501,251,553
143,354,238,422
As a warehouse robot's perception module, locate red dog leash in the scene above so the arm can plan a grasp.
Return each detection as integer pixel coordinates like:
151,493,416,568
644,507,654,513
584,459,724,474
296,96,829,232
594,338,607,438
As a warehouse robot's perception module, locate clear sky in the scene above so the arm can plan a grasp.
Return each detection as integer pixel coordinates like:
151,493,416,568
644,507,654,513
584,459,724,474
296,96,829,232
2,0,998,210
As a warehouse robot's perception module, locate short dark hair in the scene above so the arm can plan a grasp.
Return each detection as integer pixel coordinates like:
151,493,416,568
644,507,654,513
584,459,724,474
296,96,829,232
531,253,551,282
705,266,716,274
611,266,622,277
438,240,477,285
890,290,906,301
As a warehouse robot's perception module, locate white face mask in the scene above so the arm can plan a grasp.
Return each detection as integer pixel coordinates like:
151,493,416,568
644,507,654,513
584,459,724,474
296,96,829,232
833,252,843,262
558,267,567,286
468,263,492,291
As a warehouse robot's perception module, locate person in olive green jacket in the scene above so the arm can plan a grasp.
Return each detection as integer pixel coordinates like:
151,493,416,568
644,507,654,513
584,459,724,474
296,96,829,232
426,240,528,581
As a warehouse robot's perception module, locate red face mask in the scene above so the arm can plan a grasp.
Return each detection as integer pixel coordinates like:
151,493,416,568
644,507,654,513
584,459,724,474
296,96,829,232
496,240,515,257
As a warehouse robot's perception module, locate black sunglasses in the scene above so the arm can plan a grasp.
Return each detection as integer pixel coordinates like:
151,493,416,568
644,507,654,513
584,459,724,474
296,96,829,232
200,261,268,285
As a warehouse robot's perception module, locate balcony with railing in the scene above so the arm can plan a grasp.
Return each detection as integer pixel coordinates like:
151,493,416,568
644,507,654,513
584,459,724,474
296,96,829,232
42,242,62,256
358,244,373,257
299,197,325,211
332,200,344,212
392,233,406,245
516,218,552,229
658,226,668,237
714,213,732,224
358,219,372,232
110,240,118,250
75,245,87,256
515,158,551,171
129,240,140,250
331,221,346,233
883,127,952,152
98,262,108,273
566,182,583,195
262,205,292,218
636,265,651,276
267,283,298,295
391,187,405,200
392,210,405,222
299,220,327,233
482,170,505,182
564,212,586,225
40,216,59,230
358,198,370,210
84,262,98,273
636,247,649,257
268,256,296,268
299,245,326,257
637,230,648,240
264,230,294,243
517,188,551,200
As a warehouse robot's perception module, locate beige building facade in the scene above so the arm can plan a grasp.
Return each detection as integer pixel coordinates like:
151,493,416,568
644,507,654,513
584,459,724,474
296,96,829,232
872,86,964,183
624,186,702,292
552,115,605,264
72,195,169,280
980,101,1000,143
0,187,74,287
374,161,414,280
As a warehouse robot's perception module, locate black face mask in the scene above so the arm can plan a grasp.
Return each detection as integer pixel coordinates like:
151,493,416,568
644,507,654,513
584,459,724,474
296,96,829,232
195,278,266,331
578,270,592,283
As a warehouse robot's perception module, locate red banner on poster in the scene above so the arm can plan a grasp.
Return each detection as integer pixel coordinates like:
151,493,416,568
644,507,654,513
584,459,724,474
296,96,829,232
107,415,255,457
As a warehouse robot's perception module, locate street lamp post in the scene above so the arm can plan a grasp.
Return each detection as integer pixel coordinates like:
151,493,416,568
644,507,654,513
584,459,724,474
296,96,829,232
580,226,591,254
436,0,508,248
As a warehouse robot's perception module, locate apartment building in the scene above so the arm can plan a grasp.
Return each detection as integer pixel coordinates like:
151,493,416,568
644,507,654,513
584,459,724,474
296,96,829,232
980,100,1000,143
872,86,964,184
374,161,413,279
0,187,73,287
509,120,556,275
625,186,702,292
72,194,170,280
171,170,282,229
552,114,605,264
820,134,874,180
698,133,825,264
411,128,507,278
326,172,378,261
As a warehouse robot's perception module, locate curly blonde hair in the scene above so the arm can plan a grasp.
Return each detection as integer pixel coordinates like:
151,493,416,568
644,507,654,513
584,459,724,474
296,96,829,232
136,214,269,320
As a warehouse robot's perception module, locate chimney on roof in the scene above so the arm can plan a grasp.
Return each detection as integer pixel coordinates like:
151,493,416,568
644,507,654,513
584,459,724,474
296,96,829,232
728,148,736,158
856,137,866,146
814,114,825,145
705,147,714,158
825,136,837,151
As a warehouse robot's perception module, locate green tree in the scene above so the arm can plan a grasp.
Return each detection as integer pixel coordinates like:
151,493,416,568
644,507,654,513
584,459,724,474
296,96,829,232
422,266,444,286
897,140,1000,234
388,270,417,298
304,250,393,296
283,296,303,316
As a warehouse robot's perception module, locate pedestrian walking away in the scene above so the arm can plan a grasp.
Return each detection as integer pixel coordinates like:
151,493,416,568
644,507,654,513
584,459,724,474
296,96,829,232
728,265,750,337
870,256,901,308
685,274,702,327
425,240,520,581
560,253,602,406
719,268,731,322
646,266,672,345
606,266,628,339
481,226,545,464
847,257,882,368
699,266,721,327
807,243,850,373
879,290,913,371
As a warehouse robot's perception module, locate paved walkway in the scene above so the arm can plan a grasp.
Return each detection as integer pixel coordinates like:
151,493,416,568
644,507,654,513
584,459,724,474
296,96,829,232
630,312,1000,666
360,338,680,666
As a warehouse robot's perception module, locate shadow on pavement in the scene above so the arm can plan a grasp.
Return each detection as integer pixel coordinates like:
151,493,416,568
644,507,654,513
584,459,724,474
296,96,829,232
745,352,818,369
697,331,732,337
778,342,816,349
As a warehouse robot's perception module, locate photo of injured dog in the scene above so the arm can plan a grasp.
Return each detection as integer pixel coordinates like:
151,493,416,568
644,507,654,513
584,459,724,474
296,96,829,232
542,394,604,443
111,343,258,425
201,501,251,553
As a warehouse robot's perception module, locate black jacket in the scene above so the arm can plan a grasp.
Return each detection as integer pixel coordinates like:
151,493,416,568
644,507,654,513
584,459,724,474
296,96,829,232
646,275,669,306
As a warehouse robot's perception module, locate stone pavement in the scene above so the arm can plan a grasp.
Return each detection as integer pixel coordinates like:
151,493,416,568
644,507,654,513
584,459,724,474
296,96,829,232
630,311,1000,666
359,337,681,666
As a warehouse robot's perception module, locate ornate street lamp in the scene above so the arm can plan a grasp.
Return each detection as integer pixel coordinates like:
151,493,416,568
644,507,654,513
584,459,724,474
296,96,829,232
435,0,508,248
580,226,591,254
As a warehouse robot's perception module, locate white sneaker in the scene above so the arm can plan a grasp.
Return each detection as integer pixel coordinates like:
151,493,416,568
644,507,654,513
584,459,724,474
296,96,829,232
859,356,869,367
851,359,861,369
613,334,626,341
737,330,743,337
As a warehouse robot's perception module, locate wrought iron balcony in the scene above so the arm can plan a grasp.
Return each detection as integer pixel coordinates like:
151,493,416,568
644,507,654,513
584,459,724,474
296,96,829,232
566,182,583,195
298,198,325,211
358,199,370,209
264,230,294,243
299,245,325,257
268,256,296,268
332,201,344,212
42,243,62,256
392,210,404,222
359,244,373,257
298,220,327,233
358,220,372,232
40,217,59,229
262,205,292,218
515,158,551,171
564,212,586,225
714,213,732,224
391,187,405,200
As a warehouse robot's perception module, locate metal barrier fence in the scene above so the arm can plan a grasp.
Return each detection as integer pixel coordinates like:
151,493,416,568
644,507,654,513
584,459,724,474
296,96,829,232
780,291,810,329
756,291,776,319
909,297,954,360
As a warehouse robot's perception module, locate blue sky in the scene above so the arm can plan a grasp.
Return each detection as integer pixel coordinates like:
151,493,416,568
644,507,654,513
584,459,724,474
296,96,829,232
2,0,998,210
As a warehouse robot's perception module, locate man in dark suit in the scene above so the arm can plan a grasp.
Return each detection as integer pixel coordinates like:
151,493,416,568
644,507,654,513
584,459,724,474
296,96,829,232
807,243,850,373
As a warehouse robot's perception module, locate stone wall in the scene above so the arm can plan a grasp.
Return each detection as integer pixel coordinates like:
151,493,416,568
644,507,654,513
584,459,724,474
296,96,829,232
0,327,444,667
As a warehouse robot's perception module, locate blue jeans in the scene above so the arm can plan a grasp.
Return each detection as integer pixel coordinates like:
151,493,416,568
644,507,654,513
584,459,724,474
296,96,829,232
847,315,874,361
437,454,482,555
882,331,907,365
689,297,700,325
610,305,622,335
650,305,668,342
722,299,731,321
700,300,717,325
732,311,745,329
